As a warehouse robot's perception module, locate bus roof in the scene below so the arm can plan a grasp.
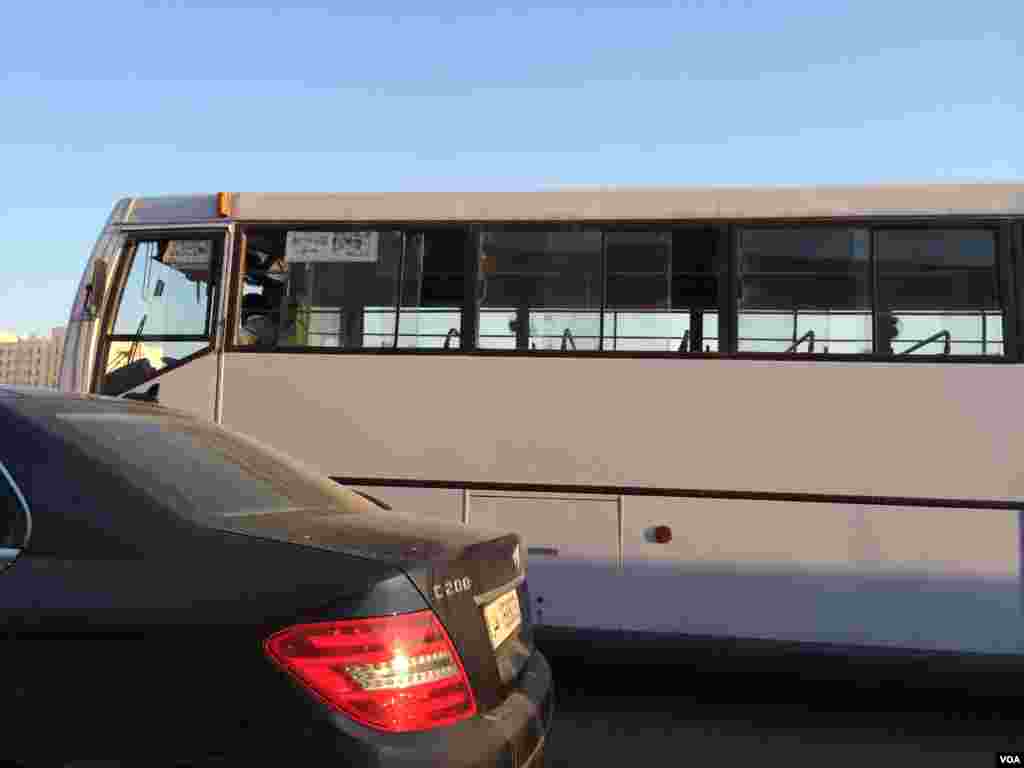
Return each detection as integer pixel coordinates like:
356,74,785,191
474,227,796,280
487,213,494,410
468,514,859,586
117,183,1024,225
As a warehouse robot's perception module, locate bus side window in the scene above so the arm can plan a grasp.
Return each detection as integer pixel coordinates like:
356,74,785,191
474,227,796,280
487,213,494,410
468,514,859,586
240,229,406,350
876,229,1003,356
738,228,873,354
101,237,222,395
239,245,289,347
477,230,602,351
398,230,467,349
603,229,720,353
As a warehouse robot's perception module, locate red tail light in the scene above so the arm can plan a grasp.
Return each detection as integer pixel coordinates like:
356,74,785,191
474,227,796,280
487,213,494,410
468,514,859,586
264,610,477,732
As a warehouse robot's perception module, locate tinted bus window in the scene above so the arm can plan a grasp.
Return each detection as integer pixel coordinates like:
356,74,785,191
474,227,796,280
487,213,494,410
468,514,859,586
240,228,470,350
398,230,467,349
876,230,1002,356
604,228,720,352
478,230,602,351
738,229,872,354
241,229,402,349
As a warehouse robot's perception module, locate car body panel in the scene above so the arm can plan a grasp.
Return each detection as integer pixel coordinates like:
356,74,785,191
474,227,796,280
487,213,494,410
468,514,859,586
0,386,553,765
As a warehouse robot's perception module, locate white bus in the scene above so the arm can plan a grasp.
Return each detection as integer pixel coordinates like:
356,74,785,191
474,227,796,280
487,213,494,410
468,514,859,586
60,185,1024,656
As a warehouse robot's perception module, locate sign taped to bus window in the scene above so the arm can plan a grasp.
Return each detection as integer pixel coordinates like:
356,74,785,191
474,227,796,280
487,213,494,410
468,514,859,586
286,231,380,263
164,240,212,267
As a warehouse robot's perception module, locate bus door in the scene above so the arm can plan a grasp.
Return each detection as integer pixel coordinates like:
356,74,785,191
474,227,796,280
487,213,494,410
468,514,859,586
94,231,227,421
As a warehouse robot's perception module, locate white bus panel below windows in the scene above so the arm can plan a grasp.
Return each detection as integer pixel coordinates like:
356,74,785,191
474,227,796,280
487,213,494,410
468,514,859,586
118,353,218,423
620,496,1023,654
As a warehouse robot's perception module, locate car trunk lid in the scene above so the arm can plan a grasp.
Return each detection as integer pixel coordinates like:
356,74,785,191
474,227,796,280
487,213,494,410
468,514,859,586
220,504,535,710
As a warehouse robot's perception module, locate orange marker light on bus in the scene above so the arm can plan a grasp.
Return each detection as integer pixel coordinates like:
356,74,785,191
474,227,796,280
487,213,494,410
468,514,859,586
216,192,232,218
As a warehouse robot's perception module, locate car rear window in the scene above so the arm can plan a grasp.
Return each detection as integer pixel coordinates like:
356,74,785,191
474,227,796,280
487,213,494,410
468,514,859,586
53,411,358,522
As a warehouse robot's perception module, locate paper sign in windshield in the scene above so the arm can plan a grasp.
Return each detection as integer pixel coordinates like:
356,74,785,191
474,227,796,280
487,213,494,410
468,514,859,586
164,240,212,267
286,231,380,263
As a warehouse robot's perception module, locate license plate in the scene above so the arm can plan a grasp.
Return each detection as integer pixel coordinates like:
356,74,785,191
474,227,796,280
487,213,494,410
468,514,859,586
483,588,522,650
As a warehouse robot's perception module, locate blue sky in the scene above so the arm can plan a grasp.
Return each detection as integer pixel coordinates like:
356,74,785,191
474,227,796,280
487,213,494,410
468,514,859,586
1,0,1021,337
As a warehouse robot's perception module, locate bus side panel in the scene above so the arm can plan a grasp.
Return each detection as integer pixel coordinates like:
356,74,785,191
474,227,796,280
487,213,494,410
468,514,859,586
619,496,1022,654
218,353,1024,653
219,354,1024,504
119,353,219,422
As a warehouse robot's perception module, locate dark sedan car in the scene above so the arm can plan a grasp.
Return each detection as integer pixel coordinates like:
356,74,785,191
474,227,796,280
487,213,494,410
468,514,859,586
0,386,553,767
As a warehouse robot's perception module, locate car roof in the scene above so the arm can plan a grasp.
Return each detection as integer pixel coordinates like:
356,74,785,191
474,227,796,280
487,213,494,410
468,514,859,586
0,386,185,420
0,385,372,542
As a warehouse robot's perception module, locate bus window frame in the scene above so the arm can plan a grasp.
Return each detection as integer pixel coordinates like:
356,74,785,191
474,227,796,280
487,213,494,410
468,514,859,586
598,223,725,353
223,217,1023,364
231,223,475,352
92,228,229,395
867,223,1008,357
1008,221,1023,360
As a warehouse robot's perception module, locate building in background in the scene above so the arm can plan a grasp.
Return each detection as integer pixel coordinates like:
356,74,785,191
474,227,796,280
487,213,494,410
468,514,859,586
0,327,67,388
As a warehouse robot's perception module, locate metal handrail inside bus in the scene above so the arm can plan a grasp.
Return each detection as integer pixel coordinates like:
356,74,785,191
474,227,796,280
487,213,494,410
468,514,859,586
785,330,815,353
678,330,690,353
443,328,460,349
899,330,951,356
561,328,576,351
